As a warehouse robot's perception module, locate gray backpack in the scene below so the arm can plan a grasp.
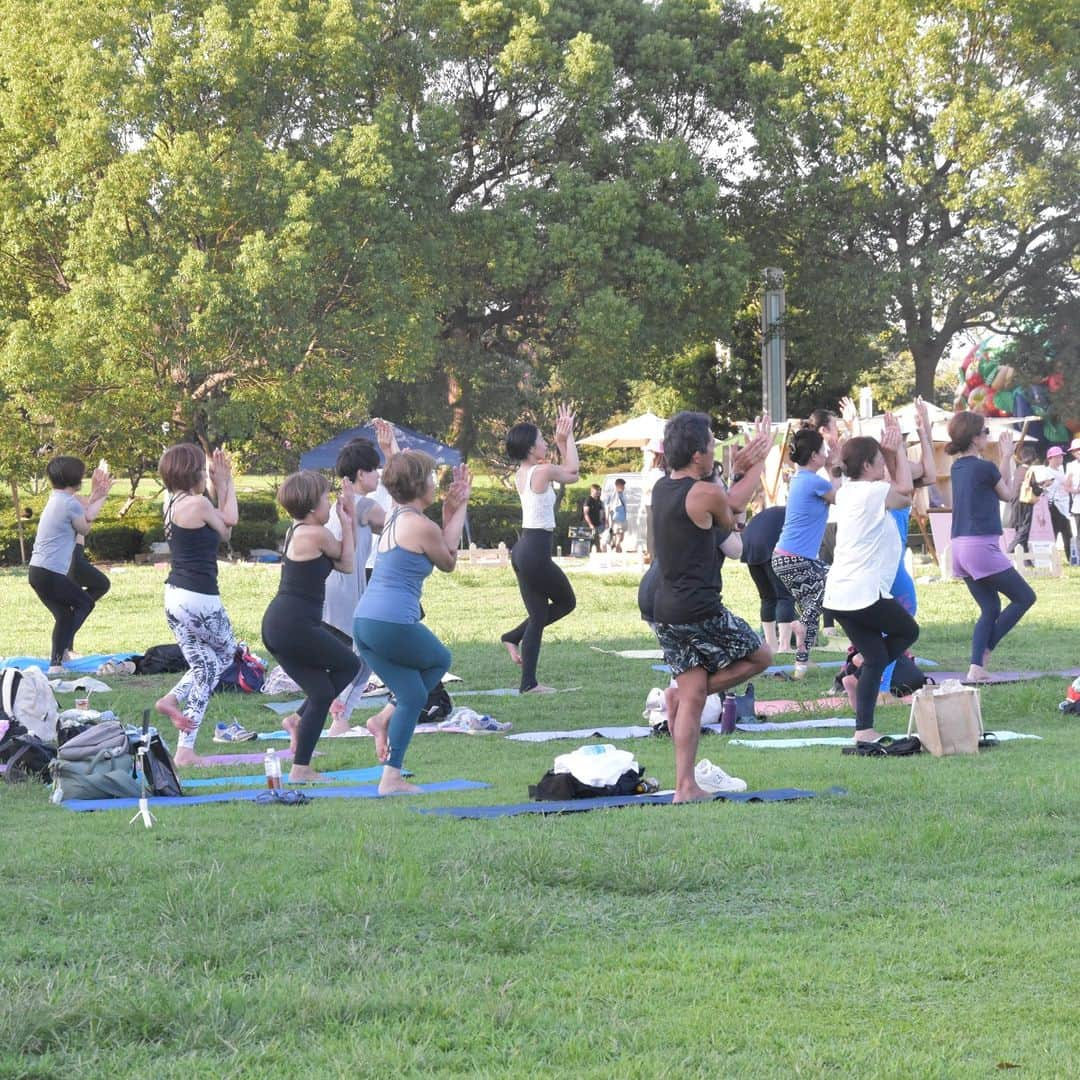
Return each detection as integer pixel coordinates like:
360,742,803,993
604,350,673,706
52,720,141,801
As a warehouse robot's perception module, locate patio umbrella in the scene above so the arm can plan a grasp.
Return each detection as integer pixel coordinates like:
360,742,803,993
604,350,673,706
579,411,668,449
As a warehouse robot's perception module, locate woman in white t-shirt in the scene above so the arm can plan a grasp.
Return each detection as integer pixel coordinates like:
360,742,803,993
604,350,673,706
1066,437,1080,546
823,419,917,750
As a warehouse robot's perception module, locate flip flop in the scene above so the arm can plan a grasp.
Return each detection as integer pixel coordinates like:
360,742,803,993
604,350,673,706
978,732,999,749
841,736,895,757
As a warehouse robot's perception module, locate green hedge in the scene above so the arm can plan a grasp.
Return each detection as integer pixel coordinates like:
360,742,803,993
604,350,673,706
85,526,145,562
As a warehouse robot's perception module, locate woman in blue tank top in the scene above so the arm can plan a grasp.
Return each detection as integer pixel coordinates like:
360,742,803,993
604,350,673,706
354,451,472,795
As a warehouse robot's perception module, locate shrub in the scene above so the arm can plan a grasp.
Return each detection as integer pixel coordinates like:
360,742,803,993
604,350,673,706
227,521,278,556
237,497,281,524
85,525,145,562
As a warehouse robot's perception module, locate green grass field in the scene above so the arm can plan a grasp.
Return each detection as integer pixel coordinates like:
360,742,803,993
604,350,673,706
1,559,1077,1078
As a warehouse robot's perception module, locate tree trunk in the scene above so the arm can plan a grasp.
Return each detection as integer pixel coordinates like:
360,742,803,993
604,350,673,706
10,478,26,564
911,338,948,400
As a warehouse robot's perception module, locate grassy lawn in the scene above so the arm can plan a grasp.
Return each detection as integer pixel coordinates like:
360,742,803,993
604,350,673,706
0,559,1077,1078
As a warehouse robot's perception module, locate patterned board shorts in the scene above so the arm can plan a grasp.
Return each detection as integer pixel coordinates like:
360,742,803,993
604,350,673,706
656,608,762,677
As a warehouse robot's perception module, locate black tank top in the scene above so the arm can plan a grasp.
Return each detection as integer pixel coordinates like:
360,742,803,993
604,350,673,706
275,526,333,613
651,476,723,624
164,496,221,595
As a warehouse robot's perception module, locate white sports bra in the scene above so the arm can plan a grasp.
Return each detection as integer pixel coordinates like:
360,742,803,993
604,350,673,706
518,465,556,530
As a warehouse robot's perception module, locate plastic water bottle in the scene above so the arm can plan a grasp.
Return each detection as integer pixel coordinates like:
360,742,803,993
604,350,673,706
264,748,282,791
720,694,737,735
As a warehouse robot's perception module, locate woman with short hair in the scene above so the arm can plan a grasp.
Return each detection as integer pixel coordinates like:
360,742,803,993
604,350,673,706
262,470,359,782
353,452,472,795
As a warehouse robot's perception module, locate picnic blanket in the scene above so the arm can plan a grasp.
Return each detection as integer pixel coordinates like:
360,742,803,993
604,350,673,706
61,778,490,811
417,786,847,818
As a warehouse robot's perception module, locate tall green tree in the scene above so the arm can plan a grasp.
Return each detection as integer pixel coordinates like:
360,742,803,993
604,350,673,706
750,0,1080,396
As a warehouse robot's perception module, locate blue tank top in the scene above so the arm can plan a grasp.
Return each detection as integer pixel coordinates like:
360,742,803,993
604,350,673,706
165,497,221,596
355,509,433,624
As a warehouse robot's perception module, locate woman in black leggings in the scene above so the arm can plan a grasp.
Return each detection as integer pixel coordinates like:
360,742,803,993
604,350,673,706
262,471,359,782
500,405,579,693
823,422,918,748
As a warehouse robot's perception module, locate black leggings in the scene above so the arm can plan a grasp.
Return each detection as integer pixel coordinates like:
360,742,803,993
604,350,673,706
28,565,98,665
1048,504,1072,551
501,529,576,691
262,599,360,766
747,562,796,624
71,545,111,602
827,597,919,732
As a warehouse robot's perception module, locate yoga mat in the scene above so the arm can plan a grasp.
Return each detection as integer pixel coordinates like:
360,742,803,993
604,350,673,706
754,696,850,716
590,647,665,660
729,730,1041,749
61,778,490,812
455,686,583,698
418,786,847,818
2,652,139,673
184,766,396,788
193,750,295,766
507,725,655,743
263,698,386,716
651,658,939,675
931,669,1080,685
258,722,456,741
731,718,855,732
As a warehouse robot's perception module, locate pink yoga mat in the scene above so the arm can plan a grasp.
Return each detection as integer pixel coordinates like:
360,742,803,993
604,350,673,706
755,696,849,717
191,750,299,767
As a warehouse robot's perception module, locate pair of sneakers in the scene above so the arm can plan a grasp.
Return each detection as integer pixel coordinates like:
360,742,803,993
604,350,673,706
694,759,747,794
212,720,258,743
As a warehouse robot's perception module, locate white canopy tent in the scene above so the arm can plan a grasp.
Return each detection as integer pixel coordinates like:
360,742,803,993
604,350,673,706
579,411,667,449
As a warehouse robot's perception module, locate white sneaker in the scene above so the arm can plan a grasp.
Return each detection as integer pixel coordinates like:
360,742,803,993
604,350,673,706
694,759,747,794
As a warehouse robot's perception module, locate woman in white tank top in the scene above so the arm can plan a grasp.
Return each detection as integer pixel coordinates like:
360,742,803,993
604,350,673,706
499,405,580,692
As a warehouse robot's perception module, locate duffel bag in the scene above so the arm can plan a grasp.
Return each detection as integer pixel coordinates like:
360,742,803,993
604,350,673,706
52,720,141,801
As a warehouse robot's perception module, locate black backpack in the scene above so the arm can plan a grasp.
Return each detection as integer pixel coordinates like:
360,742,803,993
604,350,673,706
419,684,453,724
134,644,188,675
0,721,56,784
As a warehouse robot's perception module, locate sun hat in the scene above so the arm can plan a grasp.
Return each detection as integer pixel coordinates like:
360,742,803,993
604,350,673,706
1069,437,1080,452
1046,445,1064,458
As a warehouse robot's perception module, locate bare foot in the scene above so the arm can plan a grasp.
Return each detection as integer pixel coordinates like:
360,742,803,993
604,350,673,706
673,782,714,804
502,640,522,666
62,649,82,662
156,694,194,732
966,664,992,683
280,712,300,754
329,698,346,723
172,748,206,767
378,767,423,796
288,763,321,784
853,728,884,743
841,674,858,711
366,706,391,763
523,684,557,694
327,716,353,737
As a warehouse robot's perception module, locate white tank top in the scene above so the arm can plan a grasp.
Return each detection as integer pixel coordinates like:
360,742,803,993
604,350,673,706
518,465,556,530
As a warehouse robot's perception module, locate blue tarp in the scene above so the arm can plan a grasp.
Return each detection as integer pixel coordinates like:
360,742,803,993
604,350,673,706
300,422,461,471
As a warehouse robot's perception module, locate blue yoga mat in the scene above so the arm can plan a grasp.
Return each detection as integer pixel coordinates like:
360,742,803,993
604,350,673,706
61,778,489,812
418,786,847,818
184,766,398,788
3,652,140,673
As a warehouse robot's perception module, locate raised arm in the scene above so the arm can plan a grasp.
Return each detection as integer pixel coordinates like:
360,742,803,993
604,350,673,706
726,413,772,513
72,467,114,536
323,478,356,572
417,464,472,572
207,449,239,527
911,396,937,486
534,403,579,487
993,430,1018,501
880,419,913,508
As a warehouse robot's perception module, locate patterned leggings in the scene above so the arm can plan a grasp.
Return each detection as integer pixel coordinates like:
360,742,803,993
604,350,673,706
770,553,829,660
164,586,237,749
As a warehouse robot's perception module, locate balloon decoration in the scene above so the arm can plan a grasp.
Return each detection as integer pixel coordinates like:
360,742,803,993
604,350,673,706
954,335,1073,442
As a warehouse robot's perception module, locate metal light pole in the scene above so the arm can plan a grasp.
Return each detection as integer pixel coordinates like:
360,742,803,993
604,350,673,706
761,268,787,421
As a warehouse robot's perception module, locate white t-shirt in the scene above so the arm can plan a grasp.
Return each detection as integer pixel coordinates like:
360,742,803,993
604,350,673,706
640,467,664,509
1035,464,1070,516
823,480,900,612
321,493,378,637
1064,460,1080,515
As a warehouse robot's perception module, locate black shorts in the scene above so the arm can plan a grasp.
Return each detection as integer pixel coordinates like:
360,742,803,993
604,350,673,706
656,609,762,677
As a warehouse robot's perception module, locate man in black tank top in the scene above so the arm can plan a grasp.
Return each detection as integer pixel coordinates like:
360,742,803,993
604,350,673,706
653,412,774,802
